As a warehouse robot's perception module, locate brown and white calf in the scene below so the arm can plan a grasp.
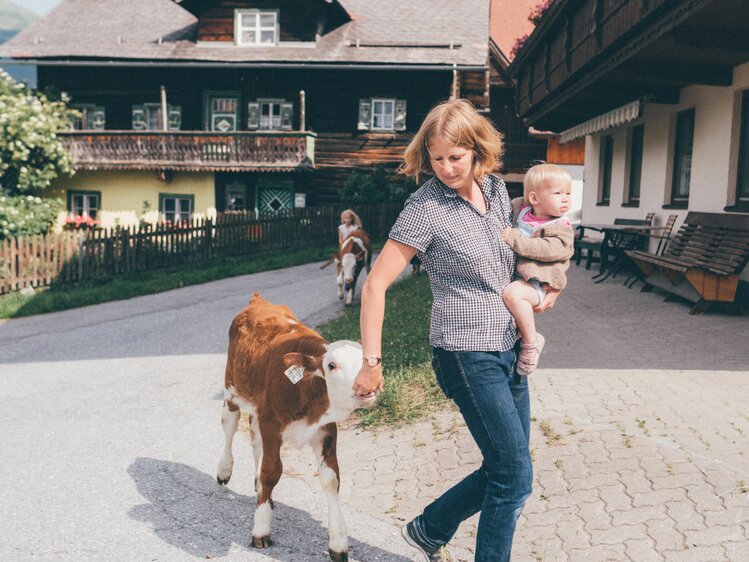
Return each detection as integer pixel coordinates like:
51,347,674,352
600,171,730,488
336,230,372,305
217,293,378,561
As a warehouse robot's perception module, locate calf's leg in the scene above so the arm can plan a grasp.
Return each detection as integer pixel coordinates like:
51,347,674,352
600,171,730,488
312,423,348,562
217,399,240,485
252,426,282,549
336,271,344,300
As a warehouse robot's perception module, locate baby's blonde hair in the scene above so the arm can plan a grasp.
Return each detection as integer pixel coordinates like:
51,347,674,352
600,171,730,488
523,163,572,203
400,99,504,183
340,209,362,226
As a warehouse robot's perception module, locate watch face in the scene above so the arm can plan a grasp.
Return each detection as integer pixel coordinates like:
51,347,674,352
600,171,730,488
366,356,380,367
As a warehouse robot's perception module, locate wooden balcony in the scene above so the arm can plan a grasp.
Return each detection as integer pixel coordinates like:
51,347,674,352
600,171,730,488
59,131,316,172
509,0,749,131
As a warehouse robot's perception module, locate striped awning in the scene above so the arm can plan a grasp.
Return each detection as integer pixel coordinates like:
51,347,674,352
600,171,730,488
558,100,642,144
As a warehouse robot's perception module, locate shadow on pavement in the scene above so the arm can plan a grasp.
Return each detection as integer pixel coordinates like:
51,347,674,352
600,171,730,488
128,457,411,562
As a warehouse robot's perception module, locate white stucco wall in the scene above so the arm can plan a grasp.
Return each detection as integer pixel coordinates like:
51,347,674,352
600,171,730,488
579,60,749,283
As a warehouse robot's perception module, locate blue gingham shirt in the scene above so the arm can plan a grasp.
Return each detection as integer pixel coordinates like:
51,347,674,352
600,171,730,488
389,175,518,352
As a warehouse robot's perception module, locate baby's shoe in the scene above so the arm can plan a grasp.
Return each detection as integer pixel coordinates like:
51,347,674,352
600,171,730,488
517,333,545,376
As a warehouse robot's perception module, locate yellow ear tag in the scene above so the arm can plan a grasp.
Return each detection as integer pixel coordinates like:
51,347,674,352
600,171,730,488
284,365,305,384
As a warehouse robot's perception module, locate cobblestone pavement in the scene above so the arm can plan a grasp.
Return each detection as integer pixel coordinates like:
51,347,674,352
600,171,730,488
284,265,749,561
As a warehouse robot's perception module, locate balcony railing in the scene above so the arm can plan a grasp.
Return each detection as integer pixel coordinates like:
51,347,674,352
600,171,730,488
59,131,316,172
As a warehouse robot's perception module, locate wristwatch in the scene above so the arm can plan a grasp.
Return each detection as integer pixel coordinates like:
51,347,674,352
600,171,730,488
363,355,382,367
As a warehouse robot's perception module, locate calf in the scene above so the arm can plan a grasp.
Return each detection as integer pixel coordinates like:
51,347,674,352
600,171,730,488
217,293,378,561
336,230,372,305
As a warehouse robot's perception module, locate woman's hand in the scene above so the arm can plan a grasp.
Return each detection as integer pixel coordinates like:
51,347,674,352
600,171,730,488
500,227,512,240
534,285,560,312
352,364,383,396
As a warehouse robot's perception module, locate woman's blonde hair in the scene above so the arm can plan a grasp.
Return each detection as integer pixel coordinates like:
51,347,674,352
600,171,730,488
400,99,504,183
523,163,572,203
340,209,362,226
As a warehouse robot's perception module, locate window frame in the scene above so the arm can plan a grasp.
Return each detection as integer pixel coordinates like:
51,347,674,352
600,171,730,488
235,9,278,46
258,98,284,130
597,135,614,206
669,108,695,207
371,98,396,131
70,104,105,130
623,124,644,207
67,190,101,219
734,90,749,208
159,193,194,224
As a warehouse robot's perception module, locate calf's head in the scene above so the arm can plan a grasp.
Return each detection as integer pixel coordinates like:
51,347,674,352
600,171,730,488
283,339,378,413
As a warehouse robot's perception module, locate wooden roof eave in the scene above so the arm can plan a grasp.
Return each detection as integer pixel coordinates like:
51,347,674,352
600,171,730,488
506,0,749,131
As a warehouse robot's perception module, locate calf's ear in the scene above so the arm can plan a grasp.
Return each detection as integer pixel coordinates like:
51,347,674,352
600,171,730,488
283,352,321,376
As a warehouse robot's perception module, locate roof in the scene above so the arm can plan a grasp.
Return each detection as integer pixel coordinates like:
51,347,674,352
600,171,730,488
0,0,490,67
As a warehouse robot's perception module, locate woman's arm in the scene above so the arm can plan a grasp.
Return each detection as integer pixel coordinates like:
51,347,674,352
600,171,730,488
352,240,417,396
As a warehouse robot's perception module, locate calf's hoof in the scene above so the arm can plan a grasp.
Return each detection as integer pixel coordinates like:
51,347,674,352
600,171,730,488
252,535,272,548
329,550,348,562
216,475,230,485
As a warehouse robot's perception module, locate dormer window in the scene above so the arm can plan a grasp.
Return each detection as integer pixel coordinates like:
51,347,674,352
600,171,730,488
235,9,278,46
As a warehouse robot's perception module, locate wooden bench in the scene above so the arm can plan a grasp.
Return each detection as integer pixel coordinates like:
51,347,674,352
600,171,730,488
625,212,749,314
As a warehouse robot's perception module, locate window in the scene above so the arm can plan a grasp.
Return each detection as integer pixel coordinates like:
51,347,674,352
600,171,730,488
67,190,100,219
357,98,407,131
670,109,695,204
132,104,181,131
235,10,277,46
225,181,246,211
735,90,749,206
71,105,105,130
625,125,644,205
248,100,293,130
159,194,194,224
372,99,395,130
599,136,613,205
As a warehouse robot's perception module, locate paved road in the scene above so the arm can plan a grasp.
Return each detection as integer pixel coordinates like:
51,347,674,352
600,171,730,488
0,260,436,562
2,260,749,561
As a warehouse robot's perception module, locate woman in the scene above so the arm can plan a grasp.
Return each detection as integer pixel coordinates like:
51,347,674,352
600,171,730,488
352,99,557,562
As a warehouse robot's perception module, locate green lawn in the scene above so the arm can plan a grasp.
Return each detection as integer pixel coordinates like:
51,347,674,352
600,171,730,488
319,272,451,427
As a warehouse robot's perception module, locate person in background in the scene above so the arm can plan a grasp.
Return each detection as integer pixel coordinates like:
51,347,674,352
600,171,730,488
501,163,574,375
338,209,362,244
352,99,558,562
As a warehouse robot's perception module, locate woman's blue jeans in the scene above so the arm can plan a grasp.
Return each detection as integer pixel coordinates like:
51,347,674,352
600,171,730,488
414,346,533,562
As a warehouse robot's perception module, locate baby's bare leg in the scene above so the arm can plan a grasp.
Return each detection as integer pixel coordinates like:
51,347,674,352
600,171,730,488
503,280,539,344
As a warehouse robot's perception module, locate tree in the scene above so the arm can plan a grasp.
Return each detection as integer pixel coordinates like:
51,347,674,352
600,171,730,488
341,165,418,204
0,68,76,195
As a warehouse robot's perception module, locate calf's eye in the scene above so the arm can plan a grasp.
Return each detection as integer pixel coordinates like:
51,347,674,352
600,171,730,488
327,362,336,371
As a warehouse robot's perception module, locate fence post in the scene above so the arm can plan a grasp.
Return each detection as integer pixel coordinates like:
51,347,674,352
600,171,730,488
204,218,213,260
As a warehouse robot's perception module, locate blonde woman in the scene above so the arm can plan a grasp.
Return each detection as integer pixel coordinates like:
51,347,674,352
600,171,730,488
338,208,362,244
352,99,557,562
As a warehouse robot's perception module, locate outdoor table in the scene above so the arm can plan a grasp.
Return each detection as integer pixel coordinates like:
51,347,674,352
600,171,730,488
578,223,665,283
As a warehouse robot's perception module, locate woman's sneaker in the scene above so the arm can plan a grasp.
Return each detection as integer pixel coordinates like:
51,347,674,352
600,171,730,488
401,519,454,562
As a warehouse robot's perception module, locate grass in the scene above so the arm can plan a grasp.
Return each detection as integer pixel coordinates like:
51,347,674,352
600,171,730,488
318,272,450,428
0,244,349,319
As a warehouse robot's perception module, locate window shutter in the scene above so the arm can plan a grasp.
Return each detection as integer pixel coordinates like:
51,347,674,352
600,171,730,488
394,99,407,131
280,102,293,130
168,106,182,130
357,99,371,131
247,102,261,130
132,105,147,130
92,107,106,130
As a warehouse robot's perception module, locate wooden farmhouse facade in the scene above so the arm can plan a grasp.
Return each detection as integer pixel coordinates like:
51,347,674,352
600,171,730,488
1,0,542,224
509,0,749,297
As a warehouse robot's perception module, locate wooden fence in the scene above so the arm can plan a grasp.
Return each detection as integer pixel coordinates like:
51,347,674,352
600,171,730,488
0,203,403,295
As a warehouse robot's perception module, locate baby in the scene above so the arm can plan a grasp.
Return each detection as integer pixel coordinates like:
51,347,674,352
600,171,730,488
501,163,575,375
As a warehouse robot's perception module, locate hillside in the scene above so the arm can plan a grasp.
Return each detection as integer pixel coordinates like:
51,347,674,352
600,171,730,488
0,0,38,44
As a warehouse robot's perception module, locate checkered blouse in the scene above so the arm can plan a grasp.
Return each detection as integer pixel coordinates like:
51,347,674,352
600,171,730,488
389,175,518,352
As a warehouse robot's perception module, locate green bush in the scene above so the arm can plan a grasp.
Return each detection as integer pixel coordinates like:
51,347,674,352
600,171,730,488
0,194,64,239
0,69,76,195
